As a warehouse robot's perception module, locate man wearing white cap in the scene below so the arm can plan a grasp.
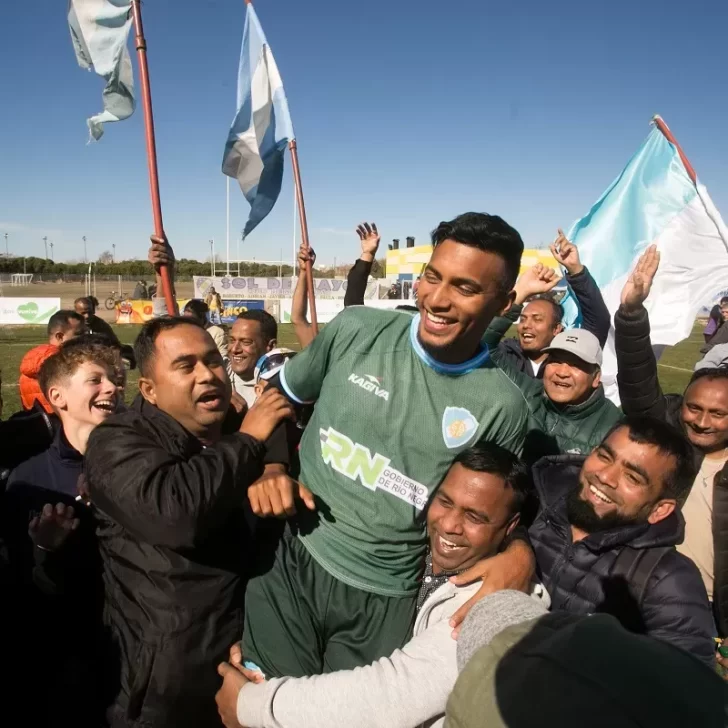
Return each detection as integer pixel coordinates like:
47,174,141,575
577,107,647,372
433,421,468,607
493,328,621,463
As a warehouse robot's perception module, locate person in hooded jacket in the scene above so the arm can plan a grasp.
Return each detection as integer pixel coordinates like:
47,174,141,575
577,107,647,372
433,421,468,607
529,416,715,667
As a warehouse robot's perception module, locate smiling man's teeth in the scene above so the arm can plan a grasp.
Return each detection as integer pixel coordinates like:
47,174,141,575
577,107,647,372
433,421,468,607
94,400,115,411
589,484,613,504
426,312,449,325
438,535,464,550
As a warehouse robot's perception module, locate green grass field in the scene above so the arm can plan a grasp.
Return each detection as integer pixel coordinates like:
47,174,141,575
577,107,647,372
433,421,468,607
0,322,705,416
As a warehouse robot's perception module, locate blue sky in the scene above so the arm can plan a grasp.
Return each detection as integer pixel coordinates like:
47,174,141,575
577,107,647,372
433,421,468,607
2,0,727,266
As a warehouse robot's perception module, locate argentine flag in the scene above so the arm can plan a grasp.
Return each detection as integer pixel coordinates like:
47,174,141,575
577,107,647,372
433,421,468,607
222,3,294,238
566,117,728,403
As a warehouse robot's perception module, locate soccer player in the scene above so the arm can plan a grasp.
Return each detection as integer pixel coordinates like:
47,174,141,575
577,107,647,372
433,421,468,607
242,212,533,678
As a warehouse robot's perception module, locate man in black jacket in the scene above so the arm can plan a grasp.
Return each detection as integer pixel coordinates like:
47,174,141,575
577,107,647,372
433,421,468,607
614,245,728,639
529,415,715,667
488,230,611,378
84,316,294,728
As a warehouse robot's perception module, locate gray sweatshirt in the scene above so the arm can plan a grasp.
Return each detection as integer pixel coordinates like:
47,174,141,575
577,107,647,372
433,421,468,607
236,582,549,728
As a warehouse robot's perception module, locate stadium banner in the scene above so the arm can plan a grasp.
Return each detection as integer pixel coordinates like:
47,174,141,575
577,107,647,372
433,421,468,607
220,299,265,324
278,298,412,324
193,276,380,300
0,298,60,325
115,299,191,324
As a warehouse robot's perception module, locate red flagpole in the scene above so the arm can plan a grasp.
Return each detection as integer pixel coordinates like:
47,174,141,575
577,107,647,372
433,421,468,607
130,0,177,315
652,115,697,184
289,140,319,335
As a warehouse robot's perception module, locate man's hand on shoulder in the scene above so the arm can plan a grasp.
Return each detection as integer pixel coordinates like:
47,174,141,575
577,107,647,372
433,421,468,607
239,388,294,443
447,538,535,637
248,463,316,518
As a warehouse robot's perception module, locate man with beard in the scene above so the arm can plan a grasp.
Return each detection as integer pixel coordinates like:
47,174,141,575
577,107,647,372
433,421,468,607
528,416,715,666
487,230,611,378
614,245,728,638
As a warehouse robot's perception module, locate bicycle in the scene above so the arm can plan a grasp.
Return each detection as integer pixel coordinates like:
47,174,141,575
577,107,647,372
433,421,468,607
105,291,124,310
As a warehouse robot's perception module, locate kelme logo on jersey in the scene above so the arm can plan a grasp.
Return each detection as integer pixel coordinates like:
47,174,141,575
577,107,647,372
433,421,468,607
348,373,390,401
320,427,429,510
442,407,479,449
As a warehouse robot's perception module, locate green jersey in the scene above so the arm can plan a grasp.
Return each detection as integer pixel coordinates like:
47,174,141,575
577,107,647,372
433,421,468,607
280,307,529,597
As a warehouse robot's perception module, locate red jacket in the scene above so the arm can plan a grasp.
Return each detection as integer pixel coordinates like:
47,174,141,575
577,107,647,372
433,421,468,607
19,344,57,413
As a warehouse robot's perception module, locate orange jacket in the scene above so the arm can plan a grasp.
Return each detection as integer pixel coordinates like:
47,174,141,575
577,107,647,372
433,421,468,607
19,344,57,413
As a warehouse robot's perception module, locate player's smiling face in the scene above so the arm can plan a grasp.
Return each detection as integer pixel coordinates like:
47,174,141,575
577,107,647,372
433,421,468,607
417,240,514,363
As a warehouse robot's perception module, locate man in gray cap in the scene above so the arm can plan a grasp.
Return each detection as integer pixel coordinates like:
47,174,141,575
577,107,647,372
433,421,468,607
493,327,621,463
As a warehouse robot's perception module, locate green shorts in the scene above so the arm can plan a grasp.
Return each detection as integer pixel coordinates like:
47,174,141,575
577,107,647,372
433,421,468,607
243,527,417,678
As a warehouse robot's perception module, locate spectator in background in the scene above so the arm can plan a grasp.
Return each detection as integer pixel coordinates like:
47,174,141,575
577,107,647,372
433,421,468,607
227,310,278,407
704,296,728,344
529,416,715,667
695,343,728,371
84,316,293,727
184,298,228,358
74,296,121,346
615,246,728,640
205,286,224,325
19,310,85,413
344,222,381,307
485,230,611,379
131,280,149,300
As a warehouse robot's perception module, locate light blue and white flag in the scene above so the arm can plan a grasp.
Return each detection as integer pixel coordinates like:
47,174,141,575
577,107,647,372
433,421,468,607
68,0,135,141
565,117,728,403
222,4,294,238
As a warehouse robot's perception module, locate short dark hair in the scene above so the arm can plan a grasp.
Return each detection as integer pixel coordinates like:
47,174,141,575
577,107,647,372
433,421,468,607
183,299,210,324
430,212,524,291
603,416,696,502
235,309,277,342
688,367,728,388
720,297,728,305
74,296,98,313
39,339,122,399
526,294,563,325
134,316,206,377
61,332,122,354
453,441,530,516
47,310,84,337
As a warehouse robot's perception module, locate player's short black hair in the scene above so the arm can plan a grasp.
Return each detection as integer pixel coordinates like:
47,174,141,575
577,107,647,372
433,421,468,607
431,212,524,291
47,310,84,337
602,416,696,503
236,309,277,342
134,316,206,377
689,367,728,388
453,442,530,517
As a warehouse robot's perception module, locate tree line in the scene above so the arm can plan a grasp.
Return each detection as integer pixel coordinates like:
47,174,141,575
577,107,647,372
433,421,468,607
0,255,386,280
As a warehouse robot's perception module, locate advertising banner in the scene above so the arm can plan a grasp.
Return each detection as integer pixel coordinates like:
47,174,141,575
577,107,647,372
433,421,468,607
193,276,380,300
0,298,60,325
279,299,344,324
219,299,265,324
115,299,190,324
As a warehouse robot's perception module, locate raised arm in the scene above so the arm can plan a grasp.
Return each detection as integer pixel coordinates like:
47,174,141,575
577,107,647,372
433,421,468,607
344,222,380,307
550,230,611,347
614,245,667,418
290,243,316,348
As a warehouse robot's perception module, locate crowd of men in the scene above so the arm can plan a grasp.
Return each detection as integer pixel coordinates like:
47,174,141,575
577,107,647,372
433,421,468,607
1,211,727,728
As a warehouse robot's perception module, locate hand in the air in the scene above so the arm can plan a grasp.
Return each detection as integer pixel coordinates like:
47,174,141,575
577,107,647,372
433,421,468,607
28,503,80,552
620,244,660,312
514,262,560,305
549,229,583,276
356,222,380,262
148,234,175,270
297,243,316,271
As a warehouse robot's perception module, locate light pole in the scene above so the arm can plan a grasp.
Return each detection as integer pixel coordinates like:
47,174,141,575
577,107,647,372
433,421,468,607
82,235,87,263
43,236,48,260
50,241,54,262
209,239,215,277
112,244,116,263
3,232,7,256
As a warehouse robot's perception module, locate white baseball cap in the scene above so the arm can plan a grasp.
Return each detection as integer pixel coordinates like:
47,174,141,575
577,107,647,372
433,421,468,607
542,329,603,367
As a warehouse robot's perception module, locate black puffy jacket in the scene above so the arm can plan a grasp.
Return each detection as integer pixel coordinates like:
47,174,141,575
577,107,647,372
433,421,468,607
529,456,716,668
85,396,267,728
615,304,728,637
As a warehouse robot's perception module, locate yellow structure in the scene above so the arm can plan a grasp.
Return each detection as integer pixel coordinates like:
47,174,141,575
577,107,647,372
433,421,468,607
385,245,560,279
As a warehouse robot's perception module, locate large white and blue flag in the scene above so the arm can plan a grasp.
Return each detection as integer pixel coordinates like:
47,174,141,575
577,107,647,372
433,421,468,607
565,117,728,403
68,0,135,140
222,4,294,238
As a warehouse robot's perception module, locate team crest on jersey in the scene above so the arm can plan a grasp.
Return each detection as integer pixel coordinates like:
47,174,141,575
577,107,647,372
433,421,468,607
442,407,479,449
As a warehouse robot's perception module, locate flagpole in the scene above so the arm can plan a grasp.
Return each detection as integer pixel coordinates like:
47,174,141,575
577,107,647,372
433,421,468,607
226,176,231,276
292,182,297,278
289,139,318,334
130,0,177,315
652,116,697,184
